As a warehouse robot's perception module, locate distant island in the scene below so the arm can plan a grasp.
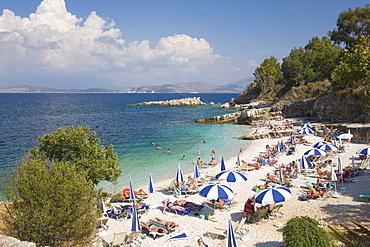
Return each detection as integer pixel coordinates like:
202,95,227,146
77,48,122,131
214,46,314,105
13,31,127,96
0,79,252,94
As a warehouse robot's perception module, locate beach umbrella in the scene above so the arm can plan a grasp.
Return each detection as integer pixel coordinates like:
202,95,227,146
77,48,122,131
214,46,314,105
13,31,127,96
255,185,292,205
296,159,302,174
280,140,285,152
298,127,314,135
237,155,241,166
356,147,370,156
175,164,185,184
215,170,248,183
301,155,313,169
313,141,330,148
278,164,283,182
131,203,141,232
304,148,326,156
148,173,155,194
301,122,312,128
129,179,135,200
337,130,353,141
199,183,234,200
352,156,356,178
276,140,282,153
337,156,346,190
221,156,226,171
194,162,200,179
318,143,338,152
226,219,238,247
166,233,188,241
330,166,338,194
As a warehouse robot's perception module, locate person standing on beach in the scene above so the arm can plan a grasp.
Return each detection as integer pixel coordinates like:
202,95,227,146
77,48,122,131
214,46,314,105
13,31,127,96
210,150,217,167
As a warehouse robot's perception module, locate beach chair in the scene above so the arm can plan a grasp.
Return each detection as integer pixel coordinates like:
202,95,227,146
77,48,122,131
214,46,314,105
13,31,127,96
100,231,128,247
359,191,370,202
97,218,109,231
158,179,177,192
206,225,227,239
106,208,131,221
250,208,269,222
269,204,283,218
162,201,192,215
125,231,141,246
148,219,178,233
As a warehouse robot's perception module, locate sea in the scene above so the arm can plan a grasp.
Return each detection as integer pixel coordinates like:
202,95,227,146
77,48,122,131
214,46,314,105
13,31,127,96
0,93,251,192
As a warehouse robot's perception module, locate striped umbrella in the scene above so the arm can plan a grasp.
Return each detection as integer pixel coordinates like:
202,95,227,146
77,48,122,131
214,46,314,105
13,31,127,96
301,155,313,169
255,186,292,204
129,179,135,200
221,156,226,171
337,156,346,190
237,155,241,167
148,173,155,194
194,162,200,179
199,183,234,200
302,122,312,128
226,219,238,247
356,147,370,156
280,140,285,152
175,164,185,184
304,148,326,156
166,233,188,241
298,127,314,135
131,203,141,232
313,141,330,148
215,170,248,183
319,143,338,152
276,140,282,153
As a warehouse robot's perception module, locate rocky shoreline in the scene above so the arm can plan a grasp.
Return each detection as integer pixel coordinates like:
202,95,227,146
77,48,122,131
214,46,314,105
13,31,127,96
127,97,207,106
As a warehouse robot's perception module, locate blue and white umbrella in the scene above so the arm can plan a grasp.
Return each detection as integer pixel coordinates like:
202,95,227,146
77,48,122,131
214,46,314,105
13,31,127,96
215,170,248,183
175,164,185,184
148,173,155,194
304,148,326,156
298,127,314,135
129,179,136,200
199,183,234,200
194,162,200,179
221,156,226,171
337,156,346,189
301,155,313,169
356,147,370,156
131,203,141,232
226,219,238,247
301,122,312,128
276,140,282,153
237,155,241,167
278,164,283,182
280,140,285,152
255,186,292,204
319,143,338,152
313,141,330,148
166,233,188,241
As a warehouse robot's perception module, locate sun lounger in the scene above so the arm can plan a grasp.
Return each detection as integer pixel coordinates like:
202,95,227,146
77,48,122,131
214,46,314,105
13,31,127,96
100,231,128,247
106,208,131,221
162,201,192,215
359,191,370,202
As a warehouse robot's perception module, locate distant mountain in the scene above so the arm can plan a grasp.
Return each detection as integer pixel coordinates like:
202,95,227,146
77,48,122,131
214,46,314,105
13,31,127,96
0,78,253,93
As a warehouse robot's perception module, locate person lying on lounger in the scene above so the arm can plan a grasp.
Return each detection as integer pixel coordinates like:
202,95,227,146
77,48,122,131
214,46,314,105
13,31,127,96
162,199,187,213
174,199,204,209
122,188,148,199
140,222,166,233
150,217,178,229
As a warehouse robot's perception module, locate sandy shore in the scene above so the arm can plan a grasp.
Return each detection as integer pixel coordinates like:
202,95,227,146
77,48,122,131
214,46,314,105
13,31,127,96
95,120,370,247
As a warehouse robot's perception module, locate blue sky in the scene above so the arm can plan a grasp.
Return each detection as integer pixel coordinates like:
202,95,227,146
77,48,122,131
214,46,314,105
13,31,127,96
0,0,368,89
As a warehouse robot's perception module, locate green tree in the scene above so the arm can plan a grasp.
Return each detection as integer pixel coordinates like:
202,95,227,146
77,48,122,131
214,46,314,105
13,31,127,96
254,56,283,84
283,216,332,247
28,126,122,185
329,5,370,49
1,159,98,246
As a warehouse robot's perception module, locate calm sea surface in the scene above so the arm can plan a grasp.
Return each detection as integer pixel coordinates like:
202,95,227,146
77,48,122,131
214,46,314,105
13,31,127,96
0,93,251,192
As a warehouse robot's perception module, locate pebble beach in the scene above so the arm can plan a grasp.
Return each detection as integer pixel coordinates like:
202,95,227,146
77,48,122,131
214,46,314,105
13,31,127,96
96,119,370,247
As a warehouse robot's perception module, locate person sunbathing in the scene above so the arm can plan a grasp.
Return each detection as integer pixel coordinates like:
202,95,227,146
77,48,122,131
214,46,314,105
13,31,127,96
208,199,227,207
162,199,187,213
267,172,278,181
150,217,178,229
110,205,127,215
177,182,198,192
316,168,330,177
140,222,166,233
122,188,147,199
175,199,204,209
119,201,147,210
303,185,323,196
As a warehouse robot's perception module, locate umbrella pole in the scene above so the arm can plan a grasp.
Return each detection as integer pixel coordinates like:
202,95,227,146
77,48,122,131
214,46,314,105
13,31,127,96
340,174,346,190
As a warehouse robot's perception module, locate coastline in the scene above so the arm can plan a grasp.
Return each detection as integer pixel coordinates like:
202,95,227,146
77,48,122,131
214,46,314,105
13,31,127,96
99,118,370,246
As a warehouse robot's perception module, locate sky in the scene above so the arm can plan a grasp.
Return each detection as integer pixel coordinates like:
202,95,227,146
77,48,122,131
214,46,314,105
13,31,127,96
0,0,368,90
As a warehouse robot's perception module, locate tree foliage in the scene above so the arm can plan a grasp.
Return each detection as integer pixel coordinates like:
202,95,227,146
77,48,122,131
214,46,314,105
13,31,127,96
1,159,98,246
329,5,370,49
281,37,342,87
28,126,122,185
283,216,332,247
254,56,283,84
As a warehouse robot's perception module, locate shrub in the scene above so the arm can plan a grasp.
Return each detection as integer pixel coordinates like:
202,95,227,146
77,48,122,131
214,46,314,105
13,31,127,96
283,216,332,247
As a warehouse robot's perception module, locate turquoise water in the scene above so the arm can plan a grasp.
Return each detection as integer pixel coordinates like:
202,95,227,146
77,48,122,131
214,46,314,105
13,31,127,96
0,93,251,192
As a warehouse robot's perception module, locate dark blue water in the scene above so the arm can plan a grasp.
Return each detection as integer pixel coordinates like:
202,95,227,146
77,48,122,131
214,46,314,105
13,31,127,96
0,93,251,192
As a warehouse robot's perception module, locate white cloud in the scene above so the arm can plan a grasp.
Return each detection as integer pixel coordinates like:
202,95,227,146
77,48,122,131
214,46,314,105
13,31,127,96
247,60,259,67
0,0,223,87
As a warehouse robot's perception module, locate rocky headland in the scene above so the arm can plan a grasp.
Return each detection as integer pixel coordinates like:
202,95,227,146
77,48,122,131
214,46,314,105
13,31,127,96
127,97,207,106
